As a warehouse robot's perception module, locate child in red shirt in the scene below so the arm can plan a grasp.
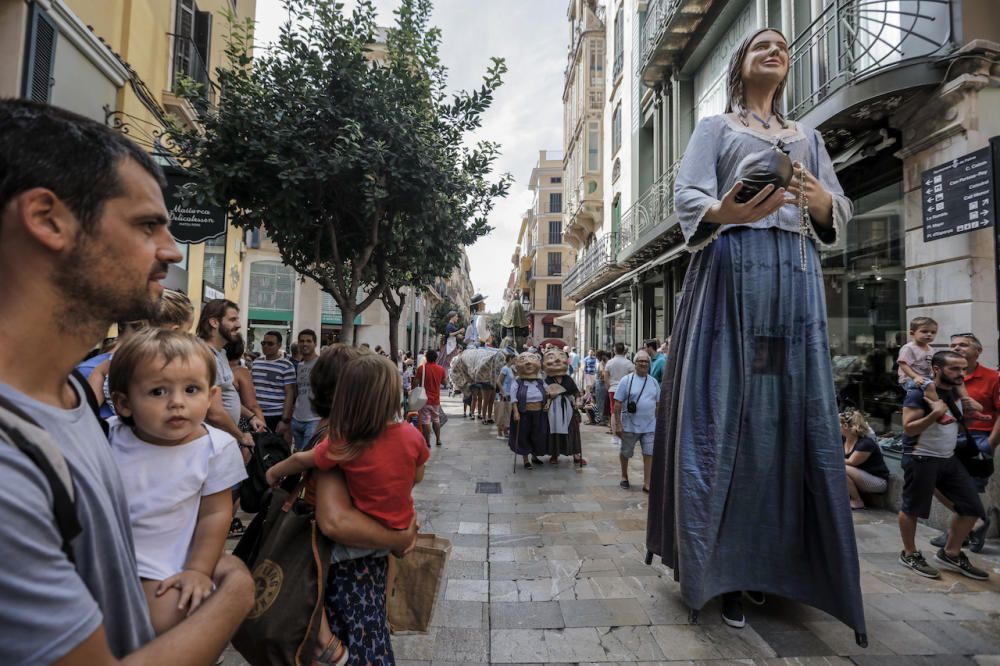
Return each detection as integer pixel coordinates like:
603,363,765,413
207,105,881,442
266,354,426,665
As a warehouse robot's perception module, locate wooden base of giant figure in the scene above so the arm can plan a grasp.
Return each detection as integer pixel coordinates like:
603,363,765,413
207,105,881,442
508,352,548,470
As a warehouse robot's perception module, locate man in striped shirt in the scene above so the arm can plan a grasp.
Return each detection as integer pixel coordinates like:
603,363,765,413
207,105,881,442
251,330,297,438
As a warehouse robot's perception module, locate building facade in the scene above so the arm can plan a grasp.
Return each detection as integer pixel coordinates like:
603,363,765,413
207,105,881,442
0,0,255,315
566,0,1000,429
511,151,577,347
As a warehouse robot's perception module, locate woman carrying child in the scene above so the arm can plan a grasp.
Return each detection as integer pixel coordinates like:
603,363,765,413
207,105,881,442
267,352,427,665
108,328,247,635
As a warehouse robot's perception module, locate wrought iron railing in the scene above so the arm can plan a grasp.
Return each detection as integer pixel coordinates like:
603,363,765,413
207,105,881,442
564,232,621,297
638,0,679,79
618,157,683,256
787,0,953,119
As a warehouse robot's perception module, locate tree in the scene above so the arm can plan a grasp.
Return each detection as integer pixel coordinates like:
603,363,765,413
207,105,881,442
170,0,510,343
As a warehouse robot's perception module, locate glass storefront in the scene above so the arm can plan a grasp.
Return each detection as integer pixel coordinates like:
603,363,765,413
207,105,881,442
822,181,906,433
602,288,633,349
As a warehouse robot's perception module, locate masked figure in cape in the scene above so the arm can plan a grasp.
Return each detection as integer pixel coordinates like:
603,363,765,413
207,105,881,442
507,352,549,470
644,27,867,646
542,349,585,467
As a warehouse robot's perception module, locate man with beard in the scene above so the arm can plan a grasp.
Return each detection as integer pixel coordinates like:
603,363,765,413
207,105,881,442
897,350,989,581
0,100,253,664
197,299,262,445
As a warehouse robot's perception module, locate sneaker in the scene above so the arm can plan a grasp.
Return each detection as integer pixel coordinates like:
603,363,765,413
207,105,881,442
619,479,630,489
934,548,989,580
969,518,991,554
721,592,746,628
899,550,940,578
930,531,969,549
743,590,766,606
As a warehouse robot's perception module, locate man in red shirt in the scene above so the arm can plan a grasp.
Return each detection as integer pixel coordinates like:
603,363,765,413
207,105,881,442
930,333,999,552
416,349,446,447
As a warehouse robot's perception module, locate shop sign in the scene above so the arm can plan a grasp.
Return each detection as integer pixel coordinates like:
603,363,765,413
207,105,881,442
164,166,227,244
921,146,994,241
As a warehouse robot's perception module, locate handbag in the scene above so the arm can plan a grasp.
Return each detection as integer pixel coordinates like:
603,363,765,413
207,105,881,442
239,430,291,514
409,365,429,412
942,393,995,480
232,480,332,666
387,533,451,632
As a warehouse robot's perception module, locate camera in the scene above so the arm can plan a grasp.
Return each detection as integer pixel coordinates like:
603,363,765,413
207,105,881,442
627,401,637,414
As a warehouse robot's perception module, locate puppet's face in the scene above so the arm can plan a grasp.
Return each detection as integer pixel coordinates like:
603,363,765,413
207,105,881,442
543,349,568,376
515,352,541,378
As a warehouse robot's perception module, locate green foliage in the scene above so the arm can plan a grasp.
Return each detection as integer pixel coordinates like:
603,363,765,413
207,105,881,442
169,0,511,339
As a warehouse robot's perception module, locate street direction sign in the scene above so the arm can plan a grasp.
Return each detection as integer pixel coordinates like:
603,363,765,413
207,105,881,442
921,146,994,242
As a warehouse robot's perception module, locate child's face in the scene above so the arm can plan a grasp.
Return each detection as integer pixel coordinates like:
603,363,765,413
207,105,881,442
912,326,937,345
116,355,218,446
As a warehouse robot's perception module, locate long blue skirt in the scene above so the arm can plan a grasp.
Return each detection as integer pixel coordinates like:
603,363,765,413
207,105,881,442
645,227,866,636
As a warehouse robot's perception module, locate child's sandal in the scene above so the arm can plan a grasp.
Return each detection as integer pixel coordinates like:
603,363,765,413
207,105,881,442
313,635,348,666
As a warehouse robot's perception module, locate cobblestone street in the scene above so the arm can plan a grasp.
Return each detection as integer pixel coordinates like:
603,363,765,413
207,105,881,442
226,394,1000,665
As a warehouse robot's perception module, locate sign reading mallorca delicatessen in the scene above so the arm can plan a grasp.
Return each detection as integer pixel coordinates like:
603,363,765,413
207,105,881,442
163,166,227,244
921,146,995,242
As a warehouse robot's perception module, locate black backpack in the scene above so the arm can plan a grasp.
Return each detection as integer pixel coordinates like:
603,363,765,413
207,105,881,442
239,430,292,514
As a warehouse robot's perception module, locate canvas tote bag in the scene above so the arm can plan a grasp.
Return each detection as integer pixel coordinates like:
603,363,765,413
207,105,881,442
387,533,452,632
232,480,332,666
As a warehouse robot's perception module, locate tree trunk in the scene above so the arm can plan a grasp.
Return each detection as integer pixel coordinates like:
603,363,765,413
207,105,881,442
381,288,406,365
340,305,356,346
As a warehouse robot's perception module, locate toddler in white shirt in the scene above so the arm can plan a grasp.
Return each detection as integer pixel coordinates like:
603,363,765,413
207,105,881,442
108,328,246,634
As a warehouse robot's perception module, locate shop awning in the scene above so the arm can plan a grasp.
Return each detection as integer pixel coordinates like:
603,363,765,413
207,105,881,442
554,313,575,328
541,314,556,325
575,243,687,306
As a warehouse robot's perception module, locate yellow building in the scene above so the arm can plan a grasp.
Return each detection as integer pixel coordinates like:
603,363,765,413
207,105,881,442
0,0,255,314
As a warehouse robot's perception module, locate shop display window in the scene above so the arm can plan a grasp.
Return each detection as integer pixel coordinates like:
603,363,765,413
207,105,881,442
822,181,906,434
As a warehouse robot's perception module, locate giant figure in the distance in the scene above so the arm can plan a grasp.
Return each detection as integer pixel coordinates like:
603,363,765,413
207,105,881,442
644,27,867,645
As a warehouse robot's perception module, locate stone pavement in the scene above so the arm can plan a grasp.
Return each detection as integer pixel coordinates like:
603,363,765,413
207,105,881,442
226,393,1000,665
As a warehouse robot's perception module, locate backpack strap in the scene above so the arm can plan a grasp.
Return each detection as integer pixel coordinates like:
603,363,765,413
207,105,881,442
940,391,975,451
71,368,109,439
0,394,81,563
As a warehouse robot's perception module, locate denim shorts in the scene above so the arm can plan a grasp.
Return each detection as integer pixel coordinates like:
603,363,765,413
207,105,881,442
620,431,654,458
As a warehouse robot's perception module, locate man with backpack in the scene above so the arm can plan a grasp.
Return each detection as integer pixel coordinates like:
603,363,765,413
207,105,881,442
0,100,253,664
897,350,989,581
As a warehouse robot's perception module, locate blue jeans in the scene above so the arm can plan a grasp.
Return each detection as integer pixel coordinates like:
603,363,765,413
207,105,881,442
593,382,606,422
291,418,319,451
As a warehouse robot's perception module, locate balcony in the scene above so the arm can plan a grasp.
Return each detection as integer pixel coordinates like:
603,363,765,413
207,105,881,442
617,157,683,265
639,0,722,87
786,0,954,125
563,232,626,300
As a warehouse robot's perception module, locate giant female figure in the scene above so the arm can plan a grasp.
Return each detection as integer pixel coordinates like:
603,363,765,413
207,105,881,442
644,28,867,645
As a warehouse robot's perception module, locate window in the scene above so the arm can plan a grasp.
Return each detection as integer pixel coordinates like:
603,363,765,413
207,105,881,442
551,176,562,184
548,252,562,276
549,192,562,214
544,324,564,339
546,284,563,311
548,220,562,245
589,41,604,86
612,103,622,155
24,4,57,103
587,122,600,172
173,0,212,92
249,261,295,312
202,235,226,292
613,3,624,80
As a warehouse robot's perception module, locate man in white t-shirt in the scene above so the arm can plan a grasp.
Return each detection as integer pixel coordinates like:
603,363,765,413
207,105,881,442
604,342,634,446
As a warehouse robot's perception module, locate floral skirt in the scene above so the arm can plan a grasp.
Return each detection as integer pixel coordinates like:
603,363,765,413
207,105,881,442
325,554,394,665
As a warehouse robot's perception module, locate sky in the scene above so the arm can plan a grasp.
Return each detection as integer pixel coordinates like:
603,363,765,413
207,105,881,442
252,0,568,311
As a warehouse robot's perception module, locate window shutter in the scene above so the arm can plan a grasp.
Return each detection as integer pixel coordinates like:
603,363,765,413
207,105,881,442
194,9,212,84
23,5,57,103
